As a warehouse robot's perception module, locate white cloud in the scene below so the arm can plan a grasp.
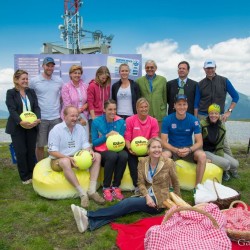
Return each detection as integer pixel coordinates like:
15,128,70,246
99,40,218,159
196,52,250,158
1,37,250,111
136,37,250,96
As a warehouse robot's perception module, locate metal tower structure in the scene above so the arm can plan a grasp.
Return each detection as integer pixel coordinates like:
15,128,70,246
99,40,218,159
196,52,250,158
43,0,114,54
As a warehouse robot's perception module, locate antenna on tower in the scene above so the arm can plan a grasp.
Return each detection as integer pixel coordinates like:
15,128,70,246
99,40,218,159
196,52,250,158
43,0,114,54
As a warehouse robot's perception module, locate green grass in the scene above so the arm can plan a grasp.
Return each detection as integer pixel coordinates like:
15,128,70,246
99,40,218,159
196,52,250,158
0,119,7,129
0,143,249,249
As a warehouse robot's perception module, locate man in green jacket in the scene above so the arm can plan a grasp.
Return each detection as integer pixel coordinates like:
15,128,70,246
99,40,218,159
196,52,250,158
136,60,167,130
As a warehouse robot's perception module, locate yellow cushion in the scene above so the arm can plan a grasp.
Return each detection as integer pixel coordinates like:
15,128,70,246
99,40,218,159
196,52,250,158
32,158,90,199
175,160,223,190
119,165,135,191
33,157,138,199
98,165,135,191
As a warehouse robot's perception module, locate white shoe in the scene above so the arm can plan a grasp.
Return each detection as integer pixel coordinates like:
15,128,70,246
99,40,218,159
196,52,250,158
71,204,89,233
76,204,87,216
22,179,32,185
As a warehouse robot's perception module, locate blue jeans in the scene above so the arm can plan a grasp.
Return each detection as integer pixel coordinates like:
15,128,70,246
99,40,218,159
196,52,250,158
87,196,162,231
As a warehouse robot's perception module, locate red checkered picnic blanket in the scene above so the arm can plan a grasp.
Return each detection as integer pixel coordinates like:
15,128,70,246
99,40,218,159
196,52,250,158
144,203,231,250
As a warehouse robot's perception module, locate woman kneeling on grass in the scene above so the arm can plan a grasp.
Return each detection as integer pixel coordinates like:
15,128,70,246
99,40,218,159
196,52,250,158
71,137,181,233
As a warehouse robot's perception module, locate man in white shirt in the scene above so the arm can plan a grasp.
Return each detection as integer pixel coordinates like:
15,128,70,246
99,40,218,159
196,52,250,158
48,106,105,208
30,57,64,161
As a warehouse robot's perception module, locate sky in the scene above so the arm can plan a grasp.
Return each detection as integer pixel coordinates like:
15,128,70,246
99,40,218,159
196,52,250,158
1,0,250,111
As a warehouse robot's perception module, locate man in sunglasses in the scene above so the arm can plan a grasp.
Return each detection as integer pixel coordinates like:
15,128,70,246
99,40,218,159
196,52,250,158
136,60,167,131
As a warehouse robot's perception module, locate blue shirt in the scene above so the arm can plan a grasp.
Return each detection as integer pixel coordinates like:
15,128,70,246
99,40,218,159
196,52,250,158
178,78,187,87
146,74,156,92
161,113,201,147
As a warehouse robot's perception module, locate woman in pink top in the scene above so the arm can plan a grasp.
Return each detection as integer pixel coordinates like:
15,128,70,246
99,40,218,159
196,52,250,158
61,65,89,136
87,66,111,121
124,97,159,194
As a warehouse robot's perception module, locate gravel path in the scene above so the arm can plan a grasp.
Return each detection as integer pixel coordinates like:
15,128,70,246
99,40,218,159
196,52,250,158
1,121,250,146
0,128,10,143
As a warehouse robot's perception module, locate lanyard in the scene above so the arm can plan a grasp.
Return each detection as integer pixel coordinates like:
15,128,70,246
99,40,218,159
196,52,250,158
149,163,158,178
20,94,29,111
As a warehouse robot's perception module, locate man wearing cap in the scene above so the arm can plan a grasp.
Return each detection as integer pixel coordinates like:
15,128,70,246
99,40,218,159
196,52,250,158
197,59,239,155
30,57,64,161
161,94,206,187
167,61,199,115
136,60,167,130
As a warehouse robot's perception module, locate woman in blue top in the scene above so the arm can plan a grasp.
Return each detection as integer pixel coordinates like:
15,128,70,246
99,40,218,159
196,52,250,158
91,99,128,202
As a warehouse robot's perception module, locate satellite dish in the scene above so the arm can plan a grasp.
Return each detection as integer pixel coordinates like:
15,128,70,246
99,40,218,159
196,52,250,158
58,24,65,30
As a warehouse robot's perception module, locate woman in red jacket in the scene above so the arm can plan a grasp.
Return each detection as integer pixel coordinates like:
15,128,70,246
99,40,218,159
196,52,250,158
87,66,111,121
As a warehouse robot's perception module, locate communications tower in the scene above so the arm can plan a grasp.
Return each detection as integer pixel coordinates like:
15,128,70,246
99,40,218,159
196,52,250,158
43,0,114,54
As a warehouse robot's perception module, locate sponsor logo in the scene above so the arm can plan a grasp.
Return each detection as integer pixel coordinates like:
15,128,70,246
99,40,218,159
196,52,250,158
111,141,125,149
172,124,177,129
135,140,147,145
112,142,124,146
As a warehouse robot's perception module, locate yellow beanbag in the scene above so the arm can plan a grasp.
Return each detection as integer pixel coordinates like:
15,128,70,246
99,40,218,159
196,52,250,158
98,164,135,191
175,160,223,190
33,157,90,199
120,165,135,191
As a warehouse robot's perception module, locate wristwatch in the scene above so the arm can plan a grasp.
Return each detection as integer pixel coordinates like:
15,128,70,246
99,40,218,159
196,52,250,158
227,108,233,113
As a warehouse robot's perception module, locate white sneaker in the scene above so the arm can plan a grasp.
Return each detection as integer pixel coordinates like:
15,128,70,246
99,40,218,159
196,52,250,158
71,204,87,216
22,179,32,185
71,204,89,233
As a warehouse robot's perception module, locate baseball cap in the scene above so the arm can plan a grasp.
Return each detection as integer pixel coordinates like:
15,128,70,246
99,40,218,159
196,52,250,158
43,57,55,65
208,103,221,114
204,60,216,68
174,94,188,103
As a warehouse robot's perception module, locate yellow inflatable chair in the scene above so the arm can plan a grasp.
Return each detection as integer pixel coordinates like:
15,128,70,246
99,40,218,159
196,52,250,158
175,160,223,190
98,164,135,191
33,158,135,199
33,158,91,199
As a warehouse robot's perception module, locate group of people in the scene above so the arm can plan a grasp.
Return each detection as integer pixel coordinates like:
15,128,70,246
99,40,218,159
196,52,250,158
6,56,240,232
